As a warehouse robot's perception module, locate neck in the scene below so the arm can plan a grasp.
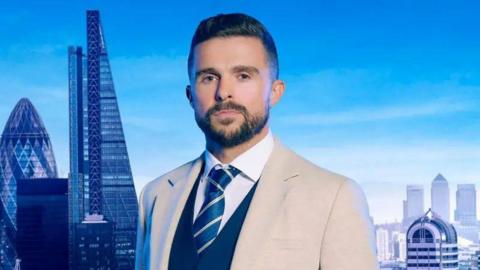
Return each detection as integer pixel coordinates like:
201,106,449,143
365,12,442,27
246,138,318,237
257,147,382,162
206,126,269,164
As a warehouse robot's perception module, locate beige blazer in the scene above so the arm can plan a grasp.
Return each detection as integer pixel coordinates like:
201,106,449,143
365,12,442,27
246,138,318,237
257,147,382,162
135,139,379,270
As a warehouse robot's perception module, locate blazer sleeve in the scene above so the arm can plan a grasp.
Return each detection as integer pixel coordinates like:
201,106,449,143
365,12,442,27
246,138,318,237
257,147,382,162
135,187,147,270
320,179,379,270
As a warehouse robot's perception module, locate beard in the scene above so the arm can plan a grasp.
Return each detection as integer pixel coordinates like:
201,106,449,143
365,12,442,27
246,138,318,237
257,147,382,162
195,101,269,148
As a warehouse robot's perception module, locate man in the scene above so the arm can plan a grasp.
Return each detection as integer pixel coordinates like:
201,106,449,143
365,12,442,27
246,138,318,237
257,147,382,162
136,13,378,270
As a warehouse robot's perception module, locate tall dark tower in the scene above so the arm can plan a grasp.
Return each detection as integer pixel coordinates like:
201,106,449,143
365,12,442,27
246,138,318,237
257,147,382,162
0,98,59,269
69,10,138,269
86,10,103,215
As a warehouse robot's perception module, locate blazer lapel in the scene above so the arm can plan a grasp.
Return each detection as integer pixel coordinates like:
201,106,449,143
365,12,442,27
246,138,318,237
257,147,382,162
231,139,299,269
150,155,204,269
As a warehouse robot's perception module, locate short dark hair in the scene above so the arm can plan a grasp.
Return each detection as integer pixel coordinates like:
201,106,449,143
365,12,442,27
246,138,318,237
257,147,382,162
187,13,279,80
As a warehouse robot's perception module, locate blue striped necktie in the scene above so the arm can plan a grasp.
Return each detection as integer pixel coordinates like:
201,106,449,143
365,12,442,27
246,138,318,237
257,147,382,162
193,165,241,255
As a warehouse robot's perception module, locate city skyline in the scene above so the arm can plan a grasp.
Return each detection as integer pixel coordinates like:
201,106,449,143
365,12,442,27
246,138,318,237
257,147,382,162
376,185,480,268
383,176,480,225
1,1,480,223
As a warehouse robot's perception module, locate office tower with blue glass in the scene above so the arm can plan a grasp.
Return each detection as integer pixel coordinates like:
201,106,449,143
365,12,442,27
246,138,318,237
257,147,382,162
0,98,59,269
74,215,116,270
68,45,86,269
17,178,68,270
68,10,138,269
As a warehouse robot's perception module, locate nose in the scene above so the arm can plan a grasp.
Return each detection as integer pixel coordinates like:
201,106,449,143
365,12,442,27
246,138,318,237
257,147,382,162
215,77,233,102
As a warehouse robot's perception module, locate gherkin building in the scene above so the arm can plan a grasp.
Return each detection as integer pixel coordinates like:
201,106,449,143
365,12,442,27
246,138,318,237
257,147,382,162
0,98,58,269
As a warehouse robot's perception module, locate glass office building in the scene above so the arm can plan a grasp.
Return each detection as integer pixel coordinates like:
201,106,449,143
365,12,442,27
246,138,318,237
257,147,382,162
0,98,59,269
69,10,138,269
406,209,458,269
74,215,116,270
17,178,68,270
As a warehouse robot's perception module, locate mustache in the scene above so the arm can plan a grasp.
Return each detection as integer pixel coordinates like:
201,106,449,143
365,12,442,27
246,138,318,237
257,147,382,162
206,102,248,117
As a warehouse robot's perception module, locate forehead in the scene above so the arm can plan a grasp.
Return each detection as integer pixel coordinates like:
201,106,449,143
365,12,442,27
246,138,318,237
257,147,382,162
192,36,269,71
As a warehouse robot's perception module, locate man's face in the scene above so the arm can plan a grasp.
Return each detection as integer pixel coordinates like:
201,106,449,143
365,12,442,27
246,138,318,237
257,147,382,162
187,36,284,147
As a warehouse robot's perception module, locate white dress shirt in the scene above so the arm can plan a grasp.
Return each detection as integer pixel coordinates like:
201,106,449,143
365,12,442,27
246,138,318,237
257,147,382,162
193,130,274,231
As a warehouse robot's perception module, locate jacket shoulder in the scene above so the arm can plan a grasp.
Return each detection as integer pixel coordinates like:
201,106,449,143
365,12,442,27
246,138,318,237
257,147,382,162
279,143,368,208
140,157,200,204
282,144,351,188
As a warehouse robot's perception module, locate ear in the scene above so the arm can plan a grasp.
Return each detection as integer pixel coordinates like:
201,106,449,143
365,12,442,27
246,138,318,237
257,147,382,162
269,79,285,107
186,85,193,107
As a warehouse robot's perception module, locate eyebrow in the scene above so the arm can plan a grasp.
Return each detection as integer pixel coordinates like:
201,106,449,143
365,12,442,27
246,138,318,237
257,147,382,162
195,65,260,79
231,65,260,75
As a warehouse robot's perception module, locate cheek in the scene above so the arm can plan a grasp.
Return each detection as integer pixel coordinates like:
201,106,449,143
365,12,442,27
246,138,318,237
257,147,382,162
238,80,267,98
192,96,214,117
247,97,269,116
194,83,218,101
237,84,270,112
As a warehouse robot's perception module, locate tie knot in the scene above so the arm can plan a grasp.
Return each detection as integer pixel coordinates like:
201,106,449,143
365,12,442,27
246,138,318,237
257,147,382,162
206,165,240,193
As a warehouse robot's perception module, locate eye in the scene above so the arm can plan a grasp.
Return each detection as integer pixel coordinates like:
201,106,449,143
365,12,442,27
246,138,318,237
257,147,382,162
200,74,218,84
238,73,251,80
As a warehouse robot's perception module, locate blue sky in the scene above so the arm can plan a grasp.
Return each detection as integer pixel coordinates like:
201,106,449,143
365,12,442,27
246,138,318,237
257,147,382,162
1,0,480,223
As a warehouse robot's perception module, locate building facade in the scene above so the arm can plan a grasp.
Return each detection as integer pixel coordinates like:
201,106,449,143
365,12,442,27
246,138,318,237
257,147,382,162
392,231,407,262
0,98,59,269
454,184,477,225
377,228,391,262
74,215,116,270
406,209,458,269
68,45,87,270
431,173,450,222
68,10,138,269
404,185,425,226
16,178,68,270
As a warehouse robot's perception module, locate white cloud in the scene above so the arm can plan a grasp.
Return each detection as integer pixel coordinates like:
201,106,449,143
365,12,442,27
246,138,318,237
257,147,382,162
279,98,475,126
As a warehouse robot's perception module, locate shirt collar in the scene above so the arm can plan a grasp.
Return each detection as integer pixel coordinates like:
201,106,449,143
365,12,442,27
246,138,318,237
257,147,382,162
203,130,274,182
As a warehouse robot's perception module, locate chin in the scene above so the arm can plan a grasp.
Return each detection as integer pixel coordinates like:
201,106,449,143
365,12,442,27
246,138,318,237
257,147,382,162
212,125,241,136
213,117,242,128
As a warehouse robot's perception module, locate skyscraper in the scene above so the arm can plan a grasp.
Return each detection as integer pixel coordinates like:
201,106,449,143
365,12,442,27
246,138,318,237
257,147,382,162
68,46,86,269
455,184,477,225
431,173,450,221
403,185,424,226
16,178,68,270
376,228,391,262
0,98,59,269
406,209,458,269
392,231,406,262
69,10,138,269
74,215,116,270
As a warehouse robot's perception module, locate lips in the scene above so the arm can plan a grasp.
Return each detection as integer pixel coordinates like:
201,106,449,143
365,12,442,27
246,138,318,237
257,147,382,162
213,109,240,116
